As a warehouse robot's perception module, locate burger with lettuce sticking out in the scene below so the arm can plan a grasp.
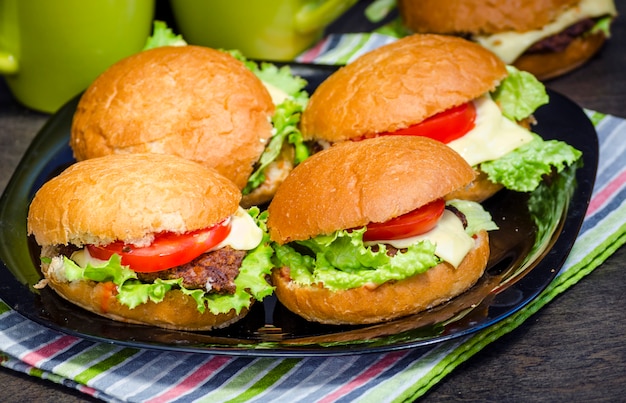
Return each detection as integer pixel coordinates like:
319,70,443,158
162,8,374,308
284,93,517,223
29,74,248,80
267,136,498,325
71,21,310,208
27,153,274,330
300,34,582,202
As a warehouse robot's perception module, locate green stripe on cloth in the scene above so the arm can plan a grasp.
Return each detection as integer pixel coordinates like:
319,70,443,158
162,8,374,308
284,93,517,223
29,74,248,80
54,343,133,380
224,359,300,403
0,301,10,315
196,358,298,402
74,347,139,385
315,33,372,65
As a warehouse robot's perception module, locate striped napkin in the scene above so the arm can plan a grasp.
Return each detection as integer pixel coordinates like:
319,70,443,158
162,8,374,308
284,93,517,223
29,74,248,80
1,36,626,403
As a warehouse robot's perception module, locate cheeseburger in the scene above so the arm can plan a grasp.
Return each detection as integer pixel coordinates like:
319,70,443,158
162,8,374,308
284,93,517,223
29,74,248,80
71,37,309,207
300,34,582,202
397,0,617,80
267,136,497,325
27,153,274,330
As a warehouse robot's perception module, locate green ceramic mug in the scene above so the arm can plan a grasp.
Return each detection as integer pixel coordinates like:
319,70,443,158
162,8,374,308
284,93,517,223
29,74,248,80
0,0,155,113
169,0,358,61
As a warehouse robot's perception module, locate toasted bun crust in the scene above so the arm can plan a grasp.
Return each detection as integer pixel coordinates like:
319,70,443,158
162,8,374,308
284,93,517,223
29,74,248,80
272,230,490,324
267,136,475,244
27,153,240,247
398,0,578,34
300,34,507,142
70,45,274,190
43,268,248,331
513,31,606,80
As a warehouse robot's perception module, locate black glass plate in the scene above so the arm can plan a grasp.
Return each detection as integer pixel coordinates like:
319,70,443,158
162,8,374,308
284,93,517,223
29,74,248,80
0,64,597,357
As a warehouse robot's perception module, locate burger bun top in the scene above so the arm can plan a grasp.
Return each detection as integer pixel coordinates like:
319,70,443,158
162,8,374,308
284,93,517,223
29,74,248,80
267,136,475,244
398,0,579,35
70,45,275,190
27,153,241,248
300,34,507,142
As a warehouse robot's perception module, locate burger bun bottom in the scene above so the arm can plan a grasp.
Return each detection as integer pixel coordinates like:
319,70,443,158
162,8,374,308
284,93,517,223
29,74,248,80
271,231,490,325
514,31,606,81
42,264,248,331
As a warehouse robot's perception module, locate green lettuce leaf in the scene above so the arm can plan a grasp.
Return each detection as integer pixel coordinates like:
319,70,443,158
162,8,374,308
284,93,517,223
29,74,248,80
243,98,308,194
480,133,582,192
274,229,439,291
446,199,499,234
591,15,614,37
491,66,549,121
272,201,495,291
142,20,187,50
227,51,311,194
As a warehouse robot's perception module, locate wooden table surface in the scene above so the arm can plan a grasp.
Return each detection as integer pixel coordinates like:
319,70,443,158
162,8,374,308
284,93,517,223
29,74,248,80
1,1,625,401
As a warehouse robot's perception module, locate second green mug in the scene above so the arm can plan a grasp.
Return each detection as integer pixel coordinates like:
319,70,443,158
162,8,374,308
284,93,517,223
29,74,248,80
169,0,358,61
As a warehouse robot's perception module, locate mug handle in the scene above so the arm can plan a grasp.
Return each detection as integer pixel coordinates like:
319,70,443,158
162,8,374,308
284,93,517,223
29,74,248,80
295,0,359,34
0,0,19,74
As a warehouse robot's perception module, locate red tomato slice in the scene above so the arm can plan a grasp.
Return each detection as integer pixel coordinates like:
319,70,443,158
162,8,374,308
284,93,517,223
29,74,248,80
86,220,231,273
363,199,445,242
380,102,476,143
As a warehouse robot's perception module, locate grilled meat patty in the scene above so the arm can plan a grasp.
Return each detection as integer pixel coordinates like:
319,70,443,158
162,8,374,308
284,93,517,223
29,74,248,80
137,247,245,294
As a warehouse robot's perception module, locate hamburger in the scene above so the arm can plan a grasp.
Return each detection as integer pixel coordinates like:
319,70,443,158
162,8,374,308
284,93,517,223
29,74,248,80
266,136,498,325
27,153,274,330
300,34,582,202
397,0,617,80
71,23,309,207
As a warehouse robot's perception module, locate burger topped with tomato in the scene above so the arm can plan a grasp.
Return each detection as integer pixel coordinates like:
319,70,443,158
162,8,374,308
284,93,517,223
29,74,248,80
27,153,274,330
300,34,582,202
267,136,498,325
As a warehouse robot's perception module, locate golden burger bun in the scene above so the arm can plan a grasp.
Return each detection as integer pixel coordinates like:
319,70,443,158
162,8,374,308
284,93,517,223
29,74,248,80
27,153,249,331
299,34,507,143
267,136,476,244
267,136,490,325
397,0,616,80
28,153,240,247
70,45,275,192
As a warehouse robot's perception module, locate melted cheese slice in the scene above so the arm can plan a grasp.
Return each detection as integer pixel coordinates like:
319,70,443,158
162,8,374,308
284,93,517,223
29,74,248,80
447,95,534,167
474,0,617,63
263,82,290,105
365,210,474,268
211,207,263,251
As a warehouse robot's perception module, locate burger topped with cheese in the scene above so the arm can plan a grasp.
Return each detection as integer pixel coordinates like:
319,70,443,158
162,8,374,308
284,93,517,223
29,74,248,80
267,136,498,325
27,153,274,330
300,34,582,202
71,22,310,208
397,0,617,80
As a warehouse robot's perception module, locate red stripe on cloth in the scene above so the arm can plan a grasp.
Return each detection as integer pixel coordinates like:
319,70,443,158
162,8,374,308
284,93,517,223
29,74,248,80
297,37,329,63
76,384,100,398
144,356,232,403
317,351,408,403
21,335,80,366
587,169,626,216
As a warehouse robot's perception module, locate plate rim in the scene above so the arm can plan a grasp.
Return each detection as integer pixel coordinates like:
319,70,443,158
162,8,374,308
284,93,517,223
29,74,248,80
0,82,598,357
